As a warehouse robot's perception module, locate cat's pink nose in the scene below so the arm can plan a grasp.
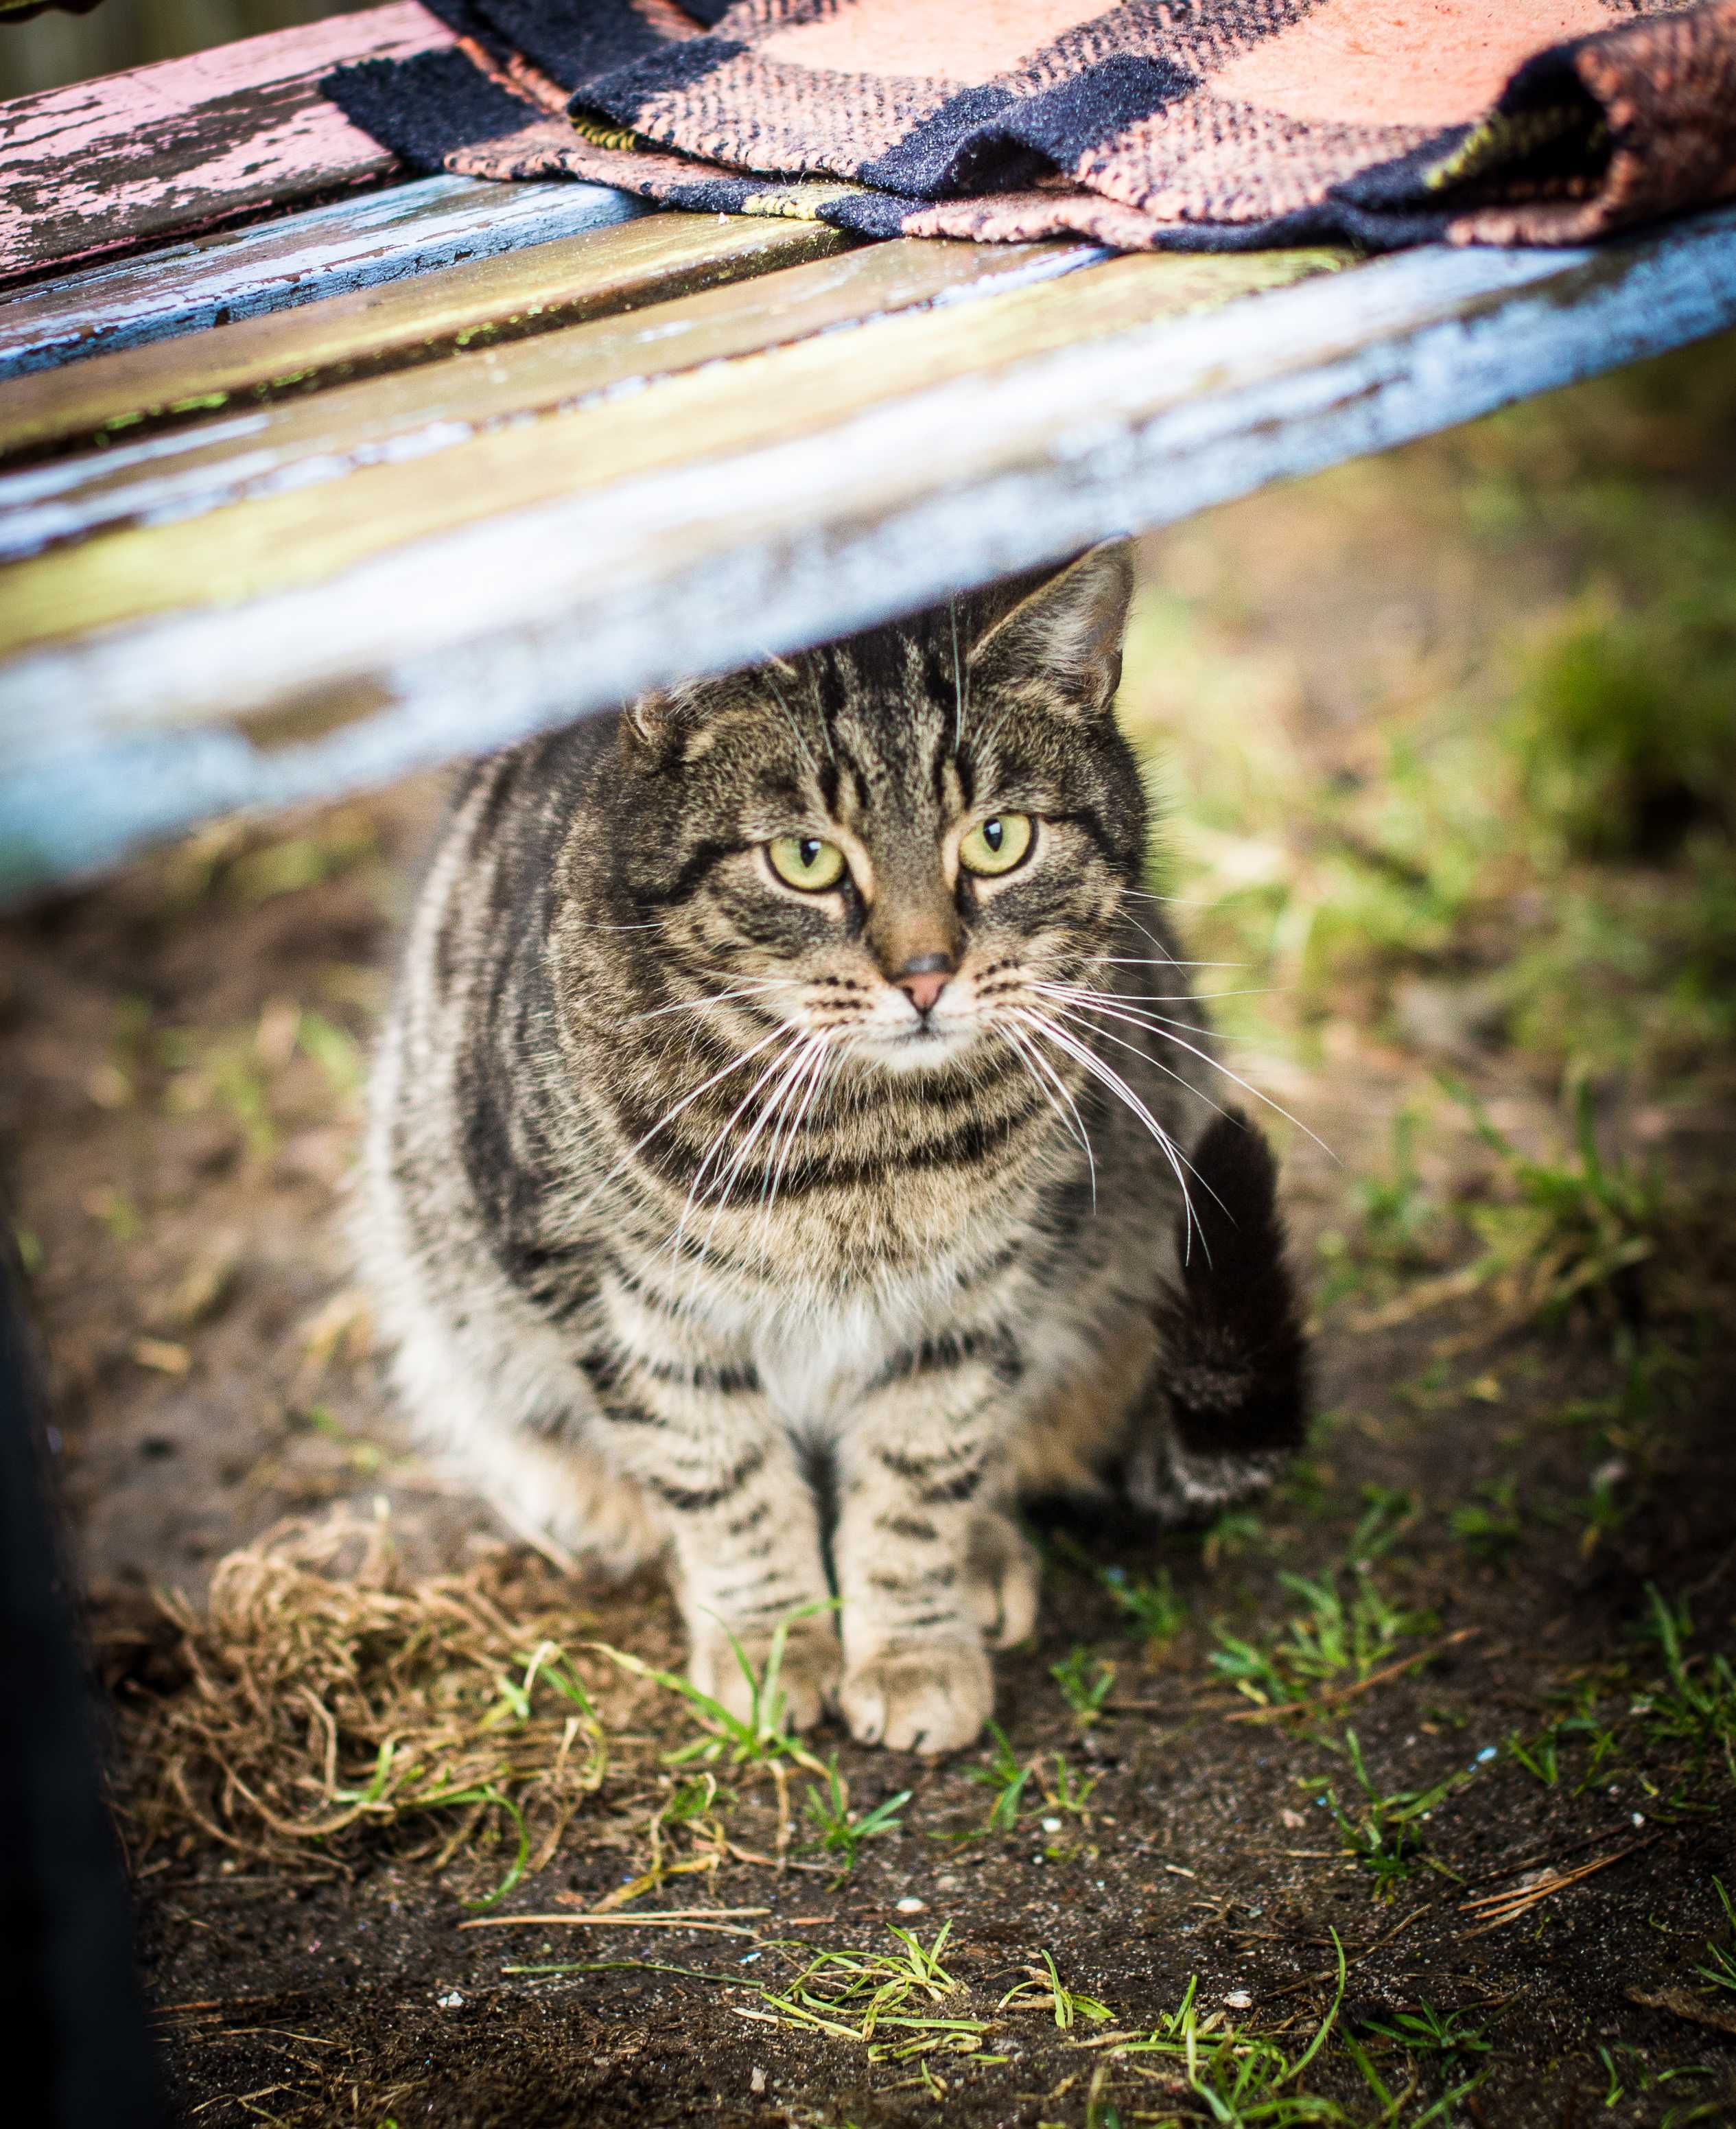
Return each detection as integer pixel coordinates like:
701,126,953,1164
895,955,953,1016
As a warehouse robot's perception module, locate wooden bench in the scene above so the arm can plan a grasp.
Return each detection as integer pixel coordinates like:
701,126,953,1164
3,1,1736,901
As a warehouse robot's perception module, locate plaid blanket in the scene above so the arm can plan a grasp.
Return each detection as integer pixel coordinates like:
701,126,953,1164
328,1,1736,252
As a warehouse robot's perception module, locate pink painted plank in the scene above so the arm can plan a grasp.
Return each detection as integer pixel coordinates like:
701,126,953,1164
0,2,454,289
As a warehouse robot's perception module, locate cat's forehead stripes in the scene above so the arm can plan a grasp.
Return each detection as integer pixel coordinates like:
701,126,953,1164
790,629,972,838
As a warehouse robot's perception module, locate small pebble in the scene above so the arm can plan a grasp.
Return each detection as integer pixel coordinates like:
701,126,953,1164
1474,1745,1498,1764
1223,1991,1253,2011
750,2067,766,2095
437,1992,464,2010
1041,1816,1062,1833
1632,1812,1645,1828
895,1895,926,1913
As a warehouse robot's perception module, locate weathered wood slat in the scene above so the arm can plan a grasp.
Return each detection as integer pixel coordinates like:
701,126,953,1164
0,1,449,288
0,176,649,384
0,248,1325,640
4,209,1735,897
0,213,859,468
0,232,1101,559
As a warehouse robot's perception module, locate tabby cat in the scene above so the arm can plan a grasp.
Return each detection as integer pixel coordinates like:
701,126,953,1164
361,545,1307,1754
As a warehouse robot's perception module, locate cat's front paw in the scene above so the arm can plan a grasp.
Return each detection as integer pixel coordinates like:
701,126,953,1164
840,1639,993,1754
688,1619,841,1734
965,1511,1041,1649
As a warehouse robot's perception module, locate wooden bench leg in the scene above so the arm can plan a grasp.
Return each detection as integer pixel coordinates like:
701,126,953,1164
0,1255,164,2129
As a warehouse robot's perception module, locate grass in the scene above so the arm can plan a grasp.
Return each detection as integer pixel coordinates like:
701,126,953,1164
1514,587,1736,865
510,1922,992,2062
1594,2045,1720,2118
1355,2005,1490,2061
1448,1481,1523,1570
1454,1582,1736,1819
1053,1647,1117,1725
1121,354,1736,1095
1210,1566,1431,1722
296,1008,365,1101
965,1721,1036,1833
1442,1071,1664,1337
997,1949,1114,2030
1693,1880,1736,1997
1116,1948,1494,2125
1326,1077,1669,1350
1118,1939,1350,2126
741,1924,992,2060
1501,1727,1562,1788
1319,1115,1441,1308
1039,1752,1099,1822
1632,1586,1736,1789
802,1756,910,1879
1355,1113,1435,1268
590,1603,834,1773
1314,1730,1470,1900
1100,1564,1190,1648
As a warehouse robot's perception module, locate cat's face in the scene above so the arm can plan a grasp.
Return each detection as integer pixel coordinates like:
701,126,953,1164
605,546,1146,1088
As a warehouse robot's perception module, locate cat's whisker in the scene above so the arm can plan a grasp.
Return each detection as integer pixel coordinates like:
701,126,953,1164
1012,1008,1206,1261
1033,982,1212,1036
755,1035,828,1205
628,981,790,1025
689,1034,830,1281
703,1033,825,1219
760,1033,837,1229
996,1021,1096,1207
1092,956,1247,969
630,989,775,1026
1121,885,1209,907
574,1021,793,1218
1048,983,1274,1004
1033,985,1335,1161
1116,907,1176,959
950,597,968,756
1035,995,1241,1139
670,1028,812,1260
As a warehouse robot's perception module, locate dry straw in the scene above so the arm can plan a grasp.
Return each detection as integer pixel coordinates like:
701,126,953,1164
119,1508,659,1900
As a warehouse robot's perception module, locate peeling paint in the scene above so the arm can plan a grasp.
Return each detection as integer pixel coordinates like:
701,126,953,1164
3,205,1733,899
0,179,648,384
0,4,454,288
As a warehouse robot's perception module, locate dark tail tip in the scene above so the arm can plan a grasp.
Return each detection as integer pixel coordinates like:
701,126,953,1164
1157,1109,1311,1463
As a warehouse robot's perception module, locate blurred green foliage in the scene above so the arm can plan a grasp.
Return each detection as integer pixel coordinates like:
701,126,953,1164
1121,329,1736,1097
1,1,370,97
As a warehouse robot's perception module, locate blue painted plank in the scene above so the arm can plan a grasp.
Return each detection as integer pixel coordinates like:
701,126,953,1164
3,207,1734,898
0,175,649,382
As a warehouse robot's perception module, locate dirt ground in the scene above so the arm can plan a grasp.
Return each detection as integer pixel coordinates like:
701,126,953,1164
4,346,1735,2128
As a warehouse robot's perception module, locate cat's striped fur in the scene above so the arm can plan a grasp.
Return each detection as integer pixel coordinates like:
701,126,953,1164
361,546,1307,1753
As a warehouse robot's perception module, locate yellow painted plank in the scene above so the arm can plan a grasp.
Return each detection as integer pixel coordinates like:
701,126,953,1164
0,213,853,465
19,233,1100,549
0,248,1339,659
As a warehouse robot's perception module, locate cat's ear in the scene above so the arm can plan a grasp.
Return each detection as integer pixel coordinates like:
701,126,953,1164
624,657,799,760
623,677,726,760
967,541,1134,715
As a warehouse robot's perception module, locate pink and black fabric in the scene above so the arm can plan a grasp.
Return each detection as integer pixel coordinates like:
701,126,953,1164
327,1,1736,254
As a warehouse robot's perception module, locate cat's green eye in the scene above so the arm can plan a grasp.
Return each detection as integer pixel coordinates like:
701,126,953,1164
959,812,1033,877
767,835,847,892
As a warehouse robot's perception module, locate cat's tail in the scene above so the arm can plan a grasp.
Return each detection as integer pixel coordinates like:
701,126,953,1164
1125,1109,1311,1523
